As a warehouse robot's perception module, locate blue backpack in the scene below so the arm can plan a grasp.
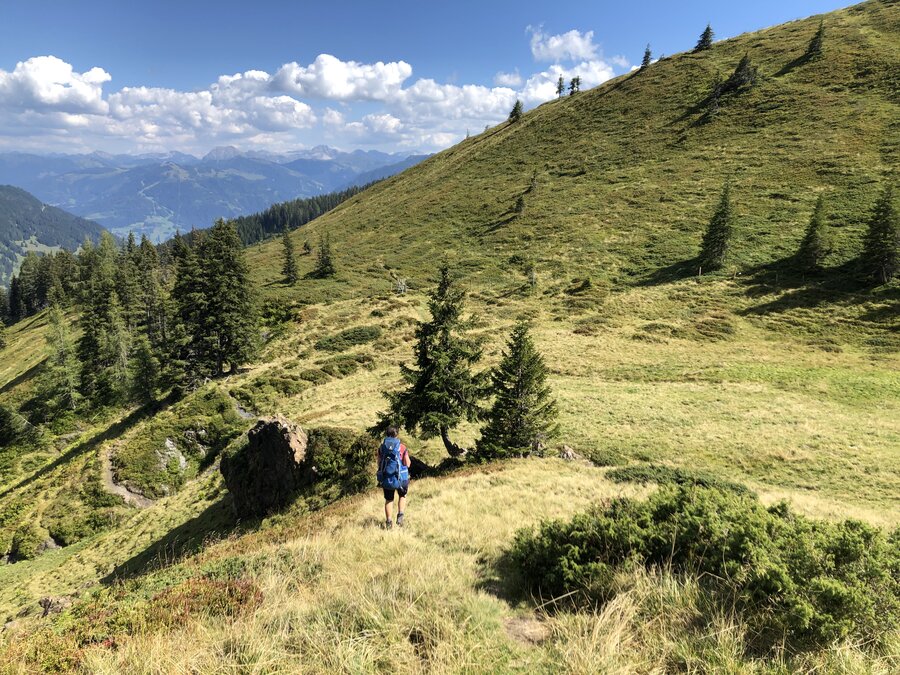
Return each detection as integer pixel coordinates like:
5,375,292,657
377,437,409,490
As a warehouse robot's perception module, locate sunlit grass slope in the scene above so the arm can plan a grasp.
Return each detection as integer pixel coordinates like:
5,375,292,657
0,1,898,671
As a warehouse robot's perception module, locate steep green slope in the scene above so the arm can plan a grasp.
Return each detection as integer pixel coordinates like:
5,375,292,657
0,186,104,285
0,2,898,671
248,0,898,300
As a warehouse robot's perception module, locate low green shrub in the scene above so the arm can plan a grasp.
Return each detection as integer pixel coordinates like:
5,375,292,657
9,523,48,560
306,427,376,494
607,463,751,494
314,325,382,352
509,486,899,655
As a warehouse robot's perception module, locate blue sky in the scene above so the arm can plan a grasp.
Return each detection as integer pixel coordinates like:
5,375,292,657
0,1,852,155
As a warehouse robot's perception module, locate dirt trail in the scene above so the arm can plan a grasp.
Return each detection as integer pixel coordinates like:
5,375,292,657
101,447,155,508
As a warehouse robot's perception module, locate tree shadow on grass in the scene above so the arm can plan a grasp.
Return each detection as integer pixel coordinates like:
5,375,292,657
0,359,45,396
101,495,244,581
638,256,701,286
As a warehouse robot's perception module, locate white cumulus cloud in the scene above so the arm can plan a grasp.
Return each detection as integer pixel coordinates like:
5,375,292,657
494,69,523,87
528,27,598,62
272,54,412,101
0,55,110,114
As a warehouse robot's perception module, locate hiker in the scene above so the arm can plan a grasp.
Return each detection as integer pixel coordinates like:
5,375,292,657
377,426,411,529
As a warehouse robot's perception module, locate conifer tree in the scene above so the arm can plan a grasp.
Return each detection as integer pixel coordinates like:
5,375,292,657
477,321,558,459
8,276,24,322
106,292,132,397
130,334,160,404
169,233,207,389
699,183,735,272
378,266,488,457
515,195,526,215
556,75,565,98
861,185,899,285
508,99,523,122
806,20,825,59
137,235,167,349
196,219,257,377
694,24,714,52
568,76,581,95
0,323,6,350
281,227,299,284
726,54,758,90
42,299,81,412
642,44,652,69
797,195,828,271
313,233,336,278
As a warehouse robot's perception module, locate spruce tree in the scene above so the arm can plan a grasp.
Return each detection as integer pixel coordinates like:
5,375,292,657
861,185,899,285
797,195,828,272
699,183,735,273
515,195,526,215
196,219,257,377
130,334,160,404
0,323,6,350
281,227,299,285
695,24,715,52
642,44,652,69
42,300,81,412
806,20,825,59
556,75,565,98
477,321,558,459
106,292,131,397
726,54,758,91
313,233,336,278
508,99,523,123
378,267,488,458
169,233,207,389
568,76,581,95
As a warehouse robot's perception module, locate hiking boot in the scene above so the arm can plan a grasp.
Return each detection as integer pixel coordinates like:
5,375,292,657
385,519,393,530
396,513,405,528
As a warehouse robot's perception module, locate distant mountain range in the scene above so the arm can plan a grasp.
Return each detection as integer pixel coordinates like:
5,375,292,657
0,185,105,285
0,147,428,242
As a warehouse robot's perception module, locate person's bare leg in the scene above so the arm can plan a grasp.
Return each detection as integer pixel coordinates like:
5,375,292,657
397,496,406,526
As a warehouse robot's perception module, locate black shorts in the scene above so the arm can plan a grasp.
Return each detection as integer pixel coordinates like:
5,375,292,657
383,484,408,501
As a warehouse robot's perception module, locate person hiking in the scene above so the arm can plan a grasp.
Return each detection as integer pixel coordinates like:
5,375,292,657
377,426,411,529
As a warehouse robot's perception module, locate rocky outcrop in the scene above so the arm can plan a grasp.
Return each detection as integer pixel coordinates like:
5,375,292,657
220,416,309,518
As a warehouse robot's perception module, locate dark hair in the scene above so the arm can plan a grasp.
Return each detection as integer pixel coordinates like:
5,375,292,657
386,426,398,438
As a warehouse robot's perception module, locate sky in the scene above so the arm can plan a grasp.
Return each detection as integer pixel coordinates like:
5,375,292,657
0,0,852,156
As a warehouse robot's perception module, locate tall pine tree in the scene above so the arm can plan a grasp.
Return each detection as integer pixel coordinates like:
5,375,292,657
477,321,558,459
169,233,207,390
861,185,899,285
694,24,714,52
556,75,565,98
377,267,488,458
797,195,828,272
41,299,81,413
641,44,652,69
195,219,257,377
699,183,735,273
281,227,299,284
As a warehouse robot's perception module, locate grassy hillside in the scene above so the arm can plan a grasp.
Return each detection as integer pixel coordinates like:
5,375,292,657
0,1,898,671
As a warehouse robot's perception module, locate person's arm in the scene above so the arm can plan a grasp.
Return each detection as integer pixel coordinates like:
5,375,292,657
403,449,412,467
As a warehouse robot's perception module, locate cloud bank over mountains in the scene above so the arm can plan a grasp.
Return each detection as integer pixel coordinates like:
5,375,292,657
0,29,626,155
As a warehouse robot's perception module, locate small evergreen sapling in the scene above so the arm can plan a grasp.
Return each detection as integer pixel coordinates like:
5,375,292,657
694,24,714,52
477,321,558,459
862,185,899,285
568,76,581,95
508,100,523,123
313,233,336,278
699,183,735,273
797,194,828,271
556,75,565,98
641,44,652,69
